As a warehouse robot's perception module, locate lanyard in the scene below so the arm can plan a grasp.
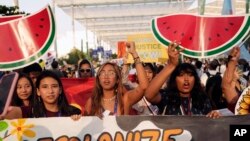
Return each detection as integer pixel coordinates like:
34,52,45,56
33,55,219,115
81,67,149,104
180,98,192,115
143,97,157,115
113,96,118,115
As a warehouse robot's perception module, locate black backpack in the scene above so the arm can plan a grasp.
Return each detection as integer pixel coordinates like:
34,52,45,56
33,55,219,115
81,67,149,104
205,72,227,109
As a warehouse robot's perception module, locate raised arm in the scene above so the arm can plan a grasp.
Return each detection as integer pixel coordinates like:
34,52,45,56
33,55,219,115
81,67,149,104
145,42,181,103
121,52,130,85
222,47,240,104
124,42,149,106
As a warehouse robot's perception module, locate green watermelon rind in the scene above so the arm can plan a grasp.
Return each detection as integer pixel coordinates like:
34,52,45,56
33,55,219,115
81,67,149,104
0,6,55,71
152,15,250,58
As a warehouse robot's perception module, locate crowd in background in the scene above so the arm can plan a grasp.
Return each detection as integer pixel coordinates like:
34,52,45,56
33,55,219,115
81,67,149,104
0,41,250,120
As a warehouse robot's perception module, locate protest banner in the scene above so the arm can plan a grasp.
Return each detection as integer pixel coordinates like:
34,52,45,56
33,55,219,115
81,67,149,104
0,115,249,141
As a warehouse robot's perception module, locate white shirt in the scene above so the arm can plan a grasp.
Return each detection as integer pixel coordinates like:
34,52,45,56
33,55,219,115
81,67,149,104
200,69,219,86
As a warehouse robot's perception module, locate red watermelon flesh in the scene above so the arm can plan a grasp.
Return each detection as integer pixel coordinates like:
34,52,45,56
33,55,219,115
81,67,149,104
0,15,22,23
0,6,52,63
152,14,250,58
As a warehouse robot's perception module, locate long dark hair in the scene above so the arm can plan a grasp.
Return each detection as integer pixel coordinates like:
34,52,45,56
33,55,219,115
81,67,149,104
90,62,124,116
11,73,35,106
32,70,78,117
167,63,209,111
143,63,156,76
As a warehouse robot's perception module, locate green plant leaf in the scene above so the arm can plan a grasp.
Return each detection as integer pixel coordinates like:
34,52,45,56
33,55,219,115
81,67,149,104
0,121,8,132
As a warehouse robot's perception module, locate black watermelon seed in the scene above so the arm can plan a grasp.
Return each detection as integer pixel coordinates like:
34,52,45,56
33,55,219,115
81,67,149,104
217,34,220,37
189,37,192,40
35,33,39,37
209,37,212,41
166,26,170,30
40,18,44,21
229,22,234,26
225,28,229,31
39,25,43,28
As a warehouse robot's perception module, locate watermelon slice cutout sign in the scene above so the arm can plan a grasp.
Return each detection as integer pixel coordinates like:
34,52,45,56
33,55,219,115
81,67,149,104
0,5,55,71
152,14,250,58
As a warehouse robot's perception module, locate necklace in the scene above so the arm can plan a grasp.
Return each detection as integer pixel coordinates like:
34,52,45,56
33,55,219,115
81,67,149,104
102,96,118,115
102,95,116,102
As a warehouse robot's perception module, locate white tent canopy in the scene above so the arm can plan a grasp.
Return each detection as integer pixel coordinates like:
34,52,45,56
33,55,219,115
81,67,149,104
54,0,246,48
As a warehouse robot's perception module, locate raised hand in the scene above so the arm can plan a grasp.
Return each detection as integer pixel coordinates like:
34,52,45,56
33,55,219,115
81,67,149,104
167,41,182,67
206,110,221,119
229,46,240,61
70,114,82,121
126,41,137,57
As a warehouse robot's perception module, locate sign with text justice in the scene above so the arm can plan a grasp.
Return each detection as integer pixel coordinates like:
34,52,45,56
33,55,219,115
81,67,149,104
127,33,168,63
0,5,55,71
0,116,249,141
152,14,250,58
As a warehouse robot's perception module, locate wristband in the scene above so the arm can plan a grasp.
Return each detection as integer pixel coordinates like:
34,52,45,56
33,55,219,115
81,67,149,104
134,61,142,65
133,56,140,60
123,63,130,66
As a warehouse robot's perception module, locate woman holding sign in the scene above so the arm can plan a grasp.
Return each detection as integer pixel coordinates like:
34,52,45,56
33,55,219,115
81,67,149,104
222,47,250,115
144,42,220,118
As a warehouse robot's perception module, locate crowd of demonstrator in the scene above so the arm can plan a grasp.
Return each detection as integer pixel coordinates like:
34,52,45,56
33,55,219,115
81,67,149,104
0,41,250,120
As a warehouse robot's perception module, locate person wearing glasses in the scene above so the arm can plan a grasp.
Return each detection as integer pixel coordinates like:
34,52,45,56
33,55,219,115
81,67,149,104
78,59,94,78
84,42,149,116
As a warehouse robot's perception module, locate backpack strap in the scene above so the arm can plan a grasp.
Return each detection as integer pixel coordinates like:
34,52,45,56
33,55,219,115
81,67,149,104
218,65,221,73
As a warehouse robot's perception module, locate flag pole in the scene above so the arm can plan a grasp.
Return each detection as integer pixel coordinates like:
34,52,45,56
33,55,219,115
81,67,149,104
198,0,206,15
52,0,58,58
246,0,250,13
13,0,19,9
197,0,206,62
237,0,250,48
